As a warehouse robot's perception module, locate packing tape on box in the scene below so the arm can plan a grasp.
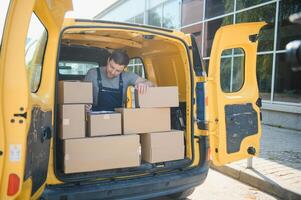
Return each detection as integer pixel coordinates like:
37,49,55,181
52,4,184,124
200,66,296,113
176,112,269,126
63,118,70,125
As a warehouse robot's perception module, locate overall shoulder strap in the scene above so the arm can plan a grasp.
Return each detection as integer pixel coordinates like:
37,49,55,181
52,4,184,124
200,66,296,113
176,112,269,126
96,67,102,91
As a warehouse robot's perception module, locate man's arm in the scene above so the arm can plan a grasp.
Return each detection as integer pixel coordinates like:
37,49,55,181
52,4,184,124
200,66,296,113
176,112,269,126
134,77,156,94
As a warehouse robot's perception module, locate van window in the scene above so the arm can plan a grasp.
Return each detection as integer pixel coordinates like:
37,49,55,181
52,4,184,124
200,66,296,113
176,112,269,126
0,0,10,47
59,61,99,75
220,48,245,92
25,13,48,93
127,58,145,78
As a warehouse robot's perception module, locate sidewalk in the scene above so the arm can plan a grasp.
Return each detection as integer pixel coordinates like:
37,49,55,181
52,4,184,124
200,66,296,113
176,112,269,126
211,125,301,200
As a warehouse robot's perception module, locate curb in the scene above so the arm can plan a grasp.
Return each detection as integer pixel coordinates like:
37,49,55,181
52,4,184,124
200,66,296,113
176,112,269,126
210,164,301,200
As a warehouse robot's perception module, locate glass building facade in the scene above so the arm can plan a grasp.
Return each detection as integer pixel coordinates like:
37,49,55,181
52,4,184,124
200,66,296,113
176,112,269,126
95,0,301,108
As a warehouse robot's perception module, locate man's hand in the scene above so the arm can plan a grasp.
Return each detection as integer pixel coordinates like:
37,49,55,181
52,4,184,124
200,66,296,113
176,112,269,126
135,82,148,94
85,104,92,111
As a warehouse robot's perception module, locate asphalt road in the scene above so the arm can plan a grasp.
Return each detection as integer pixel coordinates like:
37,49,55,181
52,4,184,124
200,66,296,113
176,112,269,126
153,169,278,200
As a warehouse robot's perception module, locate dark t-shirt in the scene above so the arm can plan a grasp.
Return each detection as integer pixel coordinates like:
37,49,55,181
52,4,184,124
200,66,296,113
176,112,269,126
84,67,140,106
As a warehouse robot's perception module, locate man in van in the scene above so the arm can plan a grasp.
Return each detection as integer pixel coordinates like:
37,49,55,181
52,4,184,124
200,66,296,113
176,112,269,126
84,50,155,111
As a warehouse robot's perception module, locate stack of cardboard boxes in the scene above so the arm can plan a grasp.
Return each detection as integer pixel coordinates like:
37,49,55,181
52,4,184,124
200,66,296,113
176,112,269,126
59,81,184,174
117,86,184,163
59,81,140,174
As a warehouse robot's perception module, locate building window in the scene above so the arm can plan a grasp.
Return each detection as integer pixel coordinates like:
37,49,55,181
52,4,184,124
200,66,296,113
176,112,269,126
236,0,270,10
277,0,301,50
128,58,145,78
101,0,145,22
204,15,233,57
257,54,273,100
181,0,204,26
274,53,301,103
235,3,276,52
148,5,162,27
205,0,234,19
181,23,203,55
25,13,48,93
163,0,180,28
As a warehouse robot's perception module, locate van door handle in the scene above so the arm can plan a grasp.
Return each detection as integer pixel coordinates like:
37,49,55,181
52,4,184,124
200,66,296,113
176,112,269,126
14,112,27,119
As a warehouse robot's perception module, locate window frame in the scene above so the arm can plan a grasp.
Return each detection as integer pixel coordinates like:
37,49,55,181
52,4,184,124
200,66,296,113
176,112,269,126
220,48,246,93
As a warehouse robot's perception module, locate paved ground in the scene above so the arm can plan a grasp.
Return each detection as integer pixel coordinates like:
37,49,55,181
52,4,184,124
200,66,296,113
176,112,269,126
260,125,301,170
153,169,277,200
212,125,301,200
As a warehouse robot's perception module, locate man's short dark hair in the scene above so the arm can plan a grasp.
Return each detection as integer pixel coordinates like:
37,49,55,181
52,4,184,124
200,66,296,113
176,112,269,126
109,50,129,66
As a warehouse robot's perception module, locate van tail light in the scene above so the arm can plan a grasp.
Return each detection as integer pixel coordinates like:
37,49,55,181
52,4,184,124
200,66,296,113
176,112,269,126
7,173,20,196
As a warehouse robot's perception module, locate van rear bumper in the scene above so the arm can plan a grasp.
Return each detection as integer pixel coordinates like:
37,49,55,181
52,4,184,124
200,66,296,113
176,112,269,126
42,163,209,200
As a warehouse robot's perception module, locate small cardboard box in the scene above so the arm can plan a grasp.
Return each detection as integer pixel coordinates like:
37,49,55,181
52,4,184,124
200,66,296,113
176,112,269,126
87,111,122,137
59,81,92,104
140,130,184,163
116,108,171,134
135,86,179,108
59,104,86,139
63,135,140,173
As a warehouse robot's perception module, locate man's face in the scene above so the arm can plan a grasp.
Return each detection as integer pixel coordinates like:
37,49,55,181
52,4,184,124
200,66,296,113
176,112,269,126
105,59,125,79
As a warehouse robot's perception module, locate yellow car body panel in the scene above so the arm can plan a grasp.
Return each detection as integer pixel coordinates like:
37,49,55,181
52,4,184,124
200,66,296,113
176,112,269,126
0,0,263,199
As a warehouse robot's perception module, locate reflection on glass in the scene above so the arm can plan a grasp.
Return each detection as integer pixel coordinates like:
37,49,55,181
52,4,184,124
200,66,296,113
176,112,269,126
148,6,162,27
25,13,48,93
101,0,145,22
274,53,301,103
182,23,203,56
193,32,202,56
135,13,144,24
149,0,163,9
236,3,276,52
256,54,272,100
0,0,10,45
205,0,234,19
220,57,232,92
236,0,270,10
204,16,233,57
203,59,210,74
181,0,204,26
220,48,245,93
59,62,99,75
277,0,301,50
163,0,180,28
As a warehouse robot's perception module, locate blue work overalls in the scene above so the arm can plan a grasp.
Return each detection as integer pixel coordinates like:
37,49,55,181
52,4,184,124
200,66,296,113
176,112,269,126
92,68,123,111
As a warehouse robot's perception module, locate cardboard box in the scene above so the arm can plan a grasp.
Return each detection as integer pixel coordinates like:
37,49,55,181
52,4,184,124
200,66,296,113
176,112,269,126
135,86,179,108
59,104,86,139
87,111,122,137
140,130,184,163
63,135,140,173
59,81,92,104
116,108,171,134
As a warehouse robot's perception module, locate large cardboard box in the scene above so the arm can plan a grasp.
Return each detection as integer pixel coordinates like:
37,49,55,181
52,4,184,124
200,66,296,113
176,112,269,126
59,81,92,104
59,104,86,139
116,108,171,134
135,86,179,108
64,135,140,173
140,130,184,163
87,111,122,137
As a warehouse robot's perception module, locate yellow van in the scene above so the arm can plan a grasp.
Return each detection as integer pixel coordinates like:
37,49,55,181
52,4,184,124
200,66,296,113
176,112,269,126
0,0,264,199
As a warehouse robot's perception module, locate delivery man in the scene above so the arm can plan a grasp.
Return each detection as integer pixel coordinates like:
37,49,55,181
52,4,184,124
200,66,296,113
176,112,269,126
84,50,155,111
